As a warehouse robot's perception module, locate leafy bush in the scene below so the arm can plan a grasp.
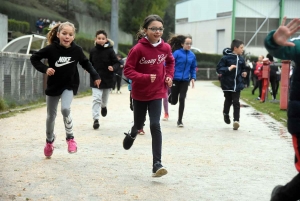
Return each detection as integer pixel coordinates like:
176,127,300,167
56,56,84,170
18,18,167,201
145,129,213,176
119,43,133,55
75,36,94,53
8,19,30,33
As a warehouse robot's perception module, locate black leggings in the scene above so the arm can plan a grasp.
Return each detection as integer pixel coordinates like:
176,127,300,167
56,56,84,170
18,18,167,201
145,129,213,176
132,99,162,164
169,80,189,122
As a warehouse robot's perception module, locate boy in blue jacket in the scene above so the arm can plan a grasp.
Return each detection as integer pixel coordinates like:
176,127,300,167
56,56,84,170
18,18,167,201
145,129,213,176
265,17,300,201
216,39,247,130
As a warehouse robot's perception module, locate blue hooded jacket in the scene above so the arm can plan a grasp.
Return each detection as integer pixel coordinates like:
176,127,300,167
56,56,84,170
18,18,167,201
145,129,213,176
173,48,197,81
216,48,246,92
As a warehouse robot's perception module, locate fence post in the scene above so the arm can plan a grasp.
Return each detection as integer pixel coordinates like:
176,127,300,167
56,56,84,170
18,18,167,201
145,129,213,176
260,58,270,102
280,60,290,110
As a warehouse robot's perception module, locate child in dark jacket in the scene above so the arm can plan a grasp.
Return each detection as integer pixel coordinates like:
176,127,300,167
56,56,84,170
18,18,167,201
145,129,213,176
89,30,119,130
216,39,247,130
265,17,300,201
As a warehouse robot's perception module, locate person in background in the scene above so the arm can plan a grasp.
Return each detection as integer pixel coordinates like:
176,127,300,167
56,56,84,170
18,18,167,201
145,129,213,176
30,22,100,158
89,30,119,130
167,34,197,127
112,54,124,94
266,53,280,100
252,55,264,100
216,39,247,130
35,18,44,34
265,16,300,201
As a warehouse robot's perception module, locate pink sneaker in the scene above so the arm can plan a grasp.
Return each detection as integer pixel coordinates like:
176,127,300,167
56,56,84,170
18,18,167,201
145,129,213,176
44,135,55,158
66,138,77,153
138,129,145,135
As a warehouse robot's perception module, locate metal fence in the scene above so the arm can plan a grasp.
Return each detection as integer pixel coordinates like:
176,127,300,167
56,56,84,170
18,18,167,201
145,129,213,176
0,52,91,105
196,68,218,80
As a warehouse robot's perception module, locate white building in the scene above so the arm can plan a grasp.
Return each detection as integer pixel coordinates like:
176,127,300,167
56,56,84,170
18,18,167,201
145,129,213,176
175,0,300,57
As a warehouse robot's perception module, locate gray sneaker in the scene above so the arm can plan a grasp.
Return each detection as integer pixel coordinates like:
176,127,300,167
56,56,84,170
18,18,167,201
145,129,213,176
233,121,239,130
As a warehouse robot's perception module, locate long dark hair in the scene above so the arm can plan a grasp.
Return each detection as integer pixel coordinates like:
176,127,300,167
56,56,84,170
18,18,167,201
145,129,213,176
167,34,192,52
136,14,164,41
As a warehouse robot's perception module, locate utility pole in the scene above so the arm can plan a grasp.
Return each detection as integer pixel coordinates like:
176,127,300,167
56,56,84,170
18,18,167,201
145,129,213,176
111,0,119,53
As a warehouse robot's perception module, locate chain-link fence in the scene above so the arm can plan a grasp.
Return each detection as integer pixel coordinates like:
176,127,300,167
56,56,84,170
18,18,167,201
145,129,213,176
0,52,91,105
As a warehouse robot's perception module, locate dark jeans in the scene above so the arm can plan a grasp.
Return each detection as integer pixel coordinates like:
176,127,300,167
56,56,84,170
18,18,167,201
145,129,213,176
132,99,162,164
252,79,262,98
270,76,280,99
112,74,122,91
223,91,240,122
273,134,300,200
169,80,189,122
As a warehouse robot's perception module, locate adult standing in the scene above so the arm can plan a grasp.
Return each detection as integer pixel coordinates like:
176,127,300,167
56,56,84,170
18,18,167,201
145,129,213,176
167,34,197,127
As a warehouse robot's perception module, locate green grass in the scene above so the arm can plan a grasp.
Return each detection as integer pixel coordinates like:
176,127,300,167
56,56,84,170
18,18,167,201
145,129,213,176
212,81,287,125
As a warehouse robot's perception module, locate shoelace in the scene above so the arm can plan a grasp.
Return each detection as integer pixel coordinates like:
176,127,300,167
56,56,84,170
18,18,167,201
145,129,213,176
124,131,135,139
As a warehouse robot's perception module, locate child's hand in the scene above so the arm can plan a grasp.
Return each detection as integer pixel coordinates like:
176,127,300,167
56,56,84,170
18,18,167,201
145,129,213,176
108,66,113,71
94,79,101,88
165,77,172,87
46,68,55,76
150,74,156,83
273,17,300,47
229,65,236,71
190,79,195,88
242,72,247,77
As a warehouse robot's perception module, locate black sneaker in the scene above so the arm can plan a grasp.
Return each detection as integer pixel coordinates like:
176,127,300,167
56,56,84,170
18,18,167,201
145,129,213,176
123,127,137,150
177,120,184,127
101,107,107,117
93,120,99,129
223,113,230,124
152,162,168,177
270,185,283,201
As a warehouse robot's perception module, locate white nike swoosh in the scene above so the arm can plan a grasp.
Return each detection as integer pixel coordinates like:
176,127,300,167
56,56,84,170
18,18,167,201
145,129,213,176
55,61,75,67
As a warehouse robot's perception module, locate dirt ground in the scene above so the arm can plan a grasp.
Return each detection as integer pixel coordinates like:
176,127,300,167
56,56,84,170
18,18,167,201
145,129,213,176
0,81,296,201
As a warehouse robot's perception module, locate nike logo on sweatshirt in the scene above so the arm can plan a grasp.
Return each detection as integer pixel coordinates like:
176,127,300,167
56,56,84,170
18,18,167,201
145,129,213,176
55,57,75,67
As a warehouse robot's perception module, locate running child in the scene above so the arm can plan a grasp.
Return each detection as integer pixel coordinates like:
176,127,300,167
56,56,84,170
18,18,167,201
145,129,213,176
123,14,174,177
30,22,101,158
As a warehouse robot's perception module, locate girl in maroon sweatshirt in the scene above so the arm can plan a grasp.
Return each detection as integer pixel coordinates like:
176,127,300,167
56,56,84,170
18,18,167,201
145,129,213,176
123,14,174,177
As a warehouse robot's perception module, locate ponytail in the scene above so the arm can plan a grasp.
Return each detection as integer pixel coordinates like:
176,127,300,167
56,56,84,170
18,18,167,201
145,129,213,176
46,23,60,45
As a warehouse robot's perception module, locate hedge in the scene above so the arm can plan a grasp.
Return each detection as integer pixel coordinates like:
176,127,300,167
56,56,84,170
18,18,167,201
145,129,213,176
8,19,30,33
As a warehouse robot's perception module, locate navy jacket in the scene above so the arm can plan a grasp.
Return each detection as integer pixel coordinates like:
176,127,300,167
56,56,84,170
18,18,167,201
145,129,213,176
216,48,246,92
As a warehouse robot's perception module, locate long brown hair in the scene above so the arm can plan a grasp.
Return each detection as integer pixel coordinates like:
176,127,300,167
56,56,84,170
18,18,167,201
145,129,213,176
167,34,192,52
46,21,76,45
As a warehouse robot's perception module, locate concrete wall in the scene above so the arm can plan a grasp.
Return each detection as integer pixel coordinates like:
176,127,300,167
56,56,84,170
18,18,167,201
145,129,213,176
176,17,232,54
0,13,8,50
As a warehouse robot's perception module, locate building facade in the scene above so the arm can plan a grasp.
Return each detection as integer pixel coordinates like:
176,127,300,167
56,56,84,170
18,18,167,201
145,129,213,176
175,0,300,57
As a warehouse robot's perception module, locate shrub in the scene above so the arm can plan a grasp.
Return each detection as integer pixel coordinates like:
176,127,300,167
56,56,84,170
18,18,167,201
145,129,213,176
8,19,30,33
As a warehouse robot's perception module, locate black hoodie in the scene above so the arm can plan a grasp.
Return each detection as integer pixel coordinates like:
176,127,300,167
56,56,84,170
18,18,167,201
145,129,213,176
89,39,119,89
30,41,100,96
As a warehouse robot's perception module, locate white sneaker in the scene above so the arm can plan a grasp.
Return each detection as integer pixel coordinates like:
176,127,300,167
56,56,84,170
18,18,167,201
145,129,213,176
233,121,240,130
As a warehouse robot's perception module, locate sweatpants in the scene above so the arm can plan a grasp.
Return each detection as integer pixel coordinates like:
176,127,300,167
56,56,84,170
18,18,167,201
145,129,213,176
46,89,74,142
223,91,240,122
131,99,162,165
92,88,110,120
